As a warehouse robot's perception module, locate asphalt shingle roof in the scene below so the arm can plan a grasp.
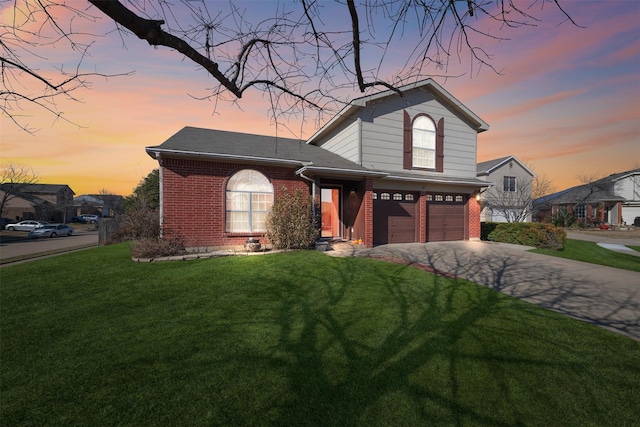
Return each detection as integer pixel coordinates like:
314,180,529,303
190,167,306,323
146,126,369,172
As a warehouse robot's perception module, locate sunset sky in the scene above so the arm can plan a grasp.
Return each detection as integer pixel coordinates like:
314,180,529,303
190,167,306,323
1,0,639,196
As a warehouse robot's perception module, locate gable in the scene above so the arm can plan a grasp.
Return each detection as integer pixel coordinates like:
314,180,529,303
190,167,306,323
307,78,488,146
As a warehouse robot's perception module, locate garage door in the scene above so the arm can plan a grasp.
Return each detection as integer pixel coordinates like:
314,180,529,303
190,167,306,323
427,195,466,241
374,192,417,245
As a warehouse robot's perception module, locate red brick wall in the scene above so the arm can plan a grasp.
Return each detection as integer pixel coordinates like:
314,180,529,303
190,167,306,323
363,178,373,247
468,193,481,240
419,193,427,243
161,157,309,249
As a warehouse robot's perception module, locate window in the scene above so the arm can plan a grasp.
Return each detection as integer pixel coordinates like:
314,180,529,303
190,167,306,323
225,170,273,233
405,194,414,201
503,176,516,192
380,193,390,200
393,193,403,200
412,116,436,169
404,111,445,172
372,192,377,200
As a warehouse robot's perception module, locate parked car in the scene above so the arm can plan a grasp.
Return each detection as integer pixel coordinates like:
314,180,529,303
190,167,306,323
28,224,74,238
634,217,640,227
82,214,100,223
5,220,48,231
71,215,88,223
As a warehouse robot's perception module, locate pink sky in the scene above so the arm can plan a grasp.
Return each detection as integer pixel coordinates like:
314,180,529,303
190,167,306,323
1,1,638,196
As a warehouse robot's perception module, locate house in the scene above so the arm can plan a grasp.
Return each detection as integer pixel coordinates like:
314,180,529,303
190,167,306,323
476,156,535,222
74,194,125,217
0,183,75,222
145,79,490,250
533,168,640,226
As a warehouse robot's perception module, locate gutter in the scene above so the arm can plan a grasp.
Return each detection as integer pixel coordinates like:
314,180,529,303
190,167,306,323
383,174,489,187
295,165,388,178
145,148,304,167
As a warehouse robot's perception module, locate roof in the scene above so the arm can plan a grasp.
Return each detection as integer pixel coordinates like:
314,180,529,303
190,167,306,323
146,126,372,174
147,126,491,187
534,168,639,207
381,170,488,187
0,183,74,195
477,155,535,177
306,78,489,145
593,168,640,184
534,183,624,206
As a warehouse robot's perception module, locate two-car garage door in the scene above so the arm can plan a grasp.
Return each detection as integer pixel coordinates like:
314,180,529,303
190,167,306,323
373,191,466,244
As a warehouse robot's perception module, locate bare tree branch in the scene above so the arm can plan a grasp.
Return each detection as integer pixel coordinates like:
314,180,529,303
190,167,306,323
3,0,582,134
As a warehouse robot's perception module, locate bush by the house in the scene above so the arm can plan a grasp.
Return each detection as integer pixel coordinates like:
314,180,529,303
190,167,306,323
487,222,566,250
131,236,186,259
266,188,318,250
108,208,160,244
480,222,499,241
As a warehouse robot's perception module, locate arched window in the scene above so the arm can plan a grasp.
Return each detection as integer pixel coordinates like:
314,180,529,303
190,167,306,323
226,170,273,233
412,116,436,169
403,111,444,172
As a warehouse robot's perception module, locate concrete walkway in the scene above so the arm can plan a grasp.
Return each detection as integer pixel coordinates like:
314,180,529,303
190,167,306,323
326,238,640,341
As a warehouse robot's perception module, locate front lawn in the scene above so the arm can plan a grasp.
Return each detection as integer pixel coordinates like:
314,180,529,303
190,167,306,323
1,245,638,426
532,239,640,271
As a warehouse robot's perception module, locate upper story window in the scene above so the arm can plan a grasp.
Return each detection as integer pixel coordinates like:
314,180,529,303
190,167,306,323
403,111,444,172
412,116,436,169
503,176,516,192
226,170,273,233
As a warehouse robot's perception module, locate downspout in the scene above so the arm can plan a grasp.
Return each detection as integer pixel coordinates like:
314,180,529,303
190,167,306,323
155,153,164,236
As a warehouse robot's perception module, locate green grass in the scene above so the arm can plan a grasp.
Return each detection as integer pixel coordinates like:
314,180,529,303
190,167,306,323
2,245,639,426
532,239,640,271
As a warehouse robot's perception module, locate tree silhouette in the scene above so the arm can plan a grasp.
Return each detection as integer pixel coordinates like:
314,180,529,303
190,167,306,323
2,0,579,132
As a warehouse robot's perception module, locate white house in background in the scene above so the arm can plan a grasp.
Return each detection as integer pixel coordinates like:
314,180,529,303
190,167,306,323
476,156,535,222
607,168,640,225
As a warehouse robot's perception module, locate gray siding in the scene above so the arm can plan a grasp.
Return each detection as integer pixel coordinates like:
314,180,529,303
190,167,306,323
314,115,360,164
358,89,478,178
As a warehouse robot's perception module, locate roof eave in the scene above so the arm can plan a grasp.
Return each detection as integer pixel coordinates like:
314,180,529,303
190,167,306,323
383,174,490,187
145,147,304,167
296,166,388,178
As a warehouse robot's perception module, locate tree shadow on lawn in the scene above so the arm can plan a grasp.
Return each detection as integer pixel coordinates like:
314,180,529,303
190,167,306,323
362,242,640,342
240,254,638,426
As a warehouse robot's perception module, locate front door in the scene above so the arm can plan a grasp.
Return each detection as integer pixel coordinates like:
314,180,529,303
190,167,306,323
321,188,341,238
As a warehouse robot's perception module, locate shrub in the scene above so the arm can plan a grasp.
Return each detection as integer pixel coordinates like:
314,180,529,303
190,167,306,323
266,188,318,250
487,222,566,250
131,236,186,259
480,222,499,241
108,208,160,244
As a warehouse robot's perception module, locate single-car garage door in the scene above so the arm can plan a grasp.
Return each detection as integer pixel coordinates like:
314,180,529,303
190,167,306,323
427,195,466,241
374,192,417,245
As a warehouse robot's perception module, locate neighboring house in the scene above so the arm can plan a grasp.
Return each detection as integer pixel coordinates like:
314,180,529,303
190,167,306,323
145,79,490,250
533,168,640,226
476,156,535,222
74,194,124,217
0,183,75,222
608,168,640,224
0,190,39,220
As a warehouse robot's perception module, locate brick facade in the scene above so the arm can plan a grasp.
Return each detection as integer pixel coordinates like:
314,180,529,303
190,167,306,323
161,158,309,250
468,192,481,240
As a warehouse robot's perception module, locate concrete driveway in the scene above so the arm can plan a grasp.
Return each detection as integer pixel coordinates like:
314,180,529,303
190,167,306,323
328,236,640,341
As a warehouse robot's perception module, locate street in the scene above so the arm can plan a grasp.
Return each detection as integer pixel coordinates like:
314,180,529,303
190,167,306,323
0,226,99,264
